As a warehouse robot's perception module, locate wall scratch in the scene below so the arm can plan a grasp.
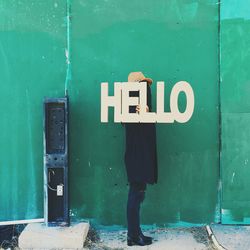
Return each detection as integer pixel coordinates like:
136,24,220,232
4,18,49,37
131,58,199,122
64,0,72,95
231,172,235,184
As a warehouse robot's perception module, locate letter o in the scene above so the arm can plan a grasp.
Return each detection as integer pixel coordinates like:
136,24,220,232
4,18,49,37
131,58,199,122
170,81,194,123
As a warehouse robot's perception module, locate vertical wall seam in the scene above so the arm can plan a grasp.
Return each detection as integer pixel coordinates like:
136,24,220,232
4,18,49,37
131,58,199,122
218,0,222,224
64,0,72,96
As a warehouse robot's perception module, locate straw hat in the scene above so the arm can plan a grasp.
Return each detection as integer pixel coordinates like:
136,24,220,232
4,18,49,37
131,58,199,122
128,72,153,85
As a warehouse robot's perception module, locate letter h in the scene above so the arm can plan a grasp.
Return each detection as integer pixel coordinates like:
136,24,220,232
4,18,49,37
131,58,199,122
101,82,122,122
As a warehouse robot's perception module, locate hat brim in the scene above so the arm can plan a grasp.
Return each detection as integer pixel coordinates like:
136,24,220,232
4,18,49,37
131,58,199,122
140,77,153,85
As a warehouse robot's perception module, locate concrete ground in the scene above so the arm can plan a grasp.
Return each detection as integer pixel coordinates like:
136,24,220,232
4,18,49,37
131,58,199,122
3,224,250,249
84,226,216,250
211,224,250,250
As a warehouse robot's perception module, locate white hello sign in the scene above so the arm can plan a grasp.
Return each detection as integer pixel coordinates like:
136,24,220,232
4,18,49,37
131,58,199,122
101,81,194,123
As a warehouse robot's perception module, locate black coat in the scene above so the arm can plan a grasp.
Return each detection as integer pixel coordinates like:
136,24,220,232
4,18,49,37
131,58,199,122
124,84,158,184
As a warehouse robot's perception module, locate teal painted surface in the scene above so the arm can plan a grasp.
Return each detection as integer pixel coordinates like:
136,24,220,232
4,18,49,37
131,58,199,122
0,1,66,221
69,0,219,225
0,0,220,225
221,0,250,224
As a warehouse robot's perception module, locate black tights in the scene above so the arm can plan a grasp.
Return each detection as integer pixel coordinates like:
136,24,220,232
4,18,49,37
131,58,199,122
127,182,147,237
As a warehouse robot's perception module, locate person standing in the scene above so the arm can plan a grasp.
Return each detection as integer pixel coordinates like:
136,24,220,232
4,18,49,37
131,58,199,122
124,72,158,246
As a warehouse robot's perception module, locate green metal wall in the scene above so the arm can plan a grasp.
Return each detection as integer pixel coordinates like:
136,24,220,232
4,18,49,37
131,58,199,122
0,0,66,221
0,0,220,226
221,0,250,224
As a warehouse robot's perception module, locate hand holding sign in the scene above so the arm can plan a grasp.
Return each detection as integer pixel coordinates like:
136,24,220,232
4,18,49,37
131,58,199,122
136,105,149,113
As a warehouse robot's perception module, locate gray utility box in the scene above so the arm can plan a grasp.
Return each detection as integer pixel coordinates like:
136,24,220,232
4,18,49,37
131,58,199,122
43,97,69,227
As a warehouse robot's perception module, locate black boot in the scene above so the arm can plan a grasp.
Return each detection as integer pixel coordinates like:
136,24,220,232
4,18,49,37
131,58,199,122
127,235,152,246
139,228,153,243
139,233,153,243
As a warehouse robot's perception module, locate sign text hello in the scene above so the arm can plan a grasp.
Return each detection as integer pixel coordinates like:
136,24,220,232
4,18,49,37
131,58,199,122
101,81,194,123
